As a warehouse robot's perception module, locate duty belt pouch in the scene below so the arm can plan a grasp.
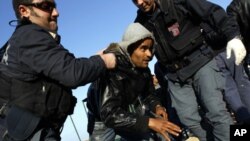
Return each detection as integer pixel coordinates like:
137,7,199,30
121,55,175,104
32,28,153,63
6,105,40,140
168,25,204,57
44,81,76,118
176,46,214,82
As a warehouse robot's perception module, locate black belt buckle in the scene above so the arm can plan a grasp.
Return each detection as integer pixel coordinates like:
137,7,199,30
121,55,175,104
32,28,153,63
170,59,191,72
174,63,182,70
166,62,182,72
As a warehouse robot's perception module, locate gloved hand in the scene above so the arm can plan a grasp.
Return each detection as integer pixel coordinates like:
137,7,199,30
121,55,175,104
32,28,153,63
226,37,246,65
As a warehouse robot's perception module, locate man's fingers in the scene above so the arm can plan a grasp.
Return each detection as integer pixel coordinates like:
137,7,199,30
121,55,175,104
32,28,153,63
160,131,171,141
165,128,180,136
161,122,181,136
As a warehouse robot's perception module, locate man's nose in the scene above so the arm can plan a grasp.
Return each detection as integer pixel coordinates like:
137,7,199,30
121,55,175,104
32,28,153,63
134,0,144,5
52,8,59,17
146,49,153,58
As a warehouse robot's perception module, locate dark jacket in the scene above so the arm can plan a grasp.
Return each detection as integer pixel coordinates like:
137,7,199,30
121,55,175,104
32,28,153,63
0,23,106,128
87,44,161,135
135,0,239,63
0,23,106,87
227,0,250,51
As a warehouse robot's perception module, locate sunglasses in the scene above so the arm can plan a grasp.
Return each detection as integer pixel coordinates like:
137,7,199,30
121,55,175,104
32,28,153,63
24,1,56,13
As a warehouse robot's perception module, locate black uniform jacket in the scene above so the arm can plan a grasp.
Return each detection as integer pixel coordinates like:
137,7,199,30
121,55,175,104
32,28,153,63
0,23,106,88
87,47,161,135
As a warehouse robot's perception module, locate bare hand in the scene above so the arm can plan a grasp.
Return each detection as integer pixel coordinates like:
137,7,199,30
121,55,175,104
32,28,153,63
99,53,116,69
148,118,181,141
155,105,168,120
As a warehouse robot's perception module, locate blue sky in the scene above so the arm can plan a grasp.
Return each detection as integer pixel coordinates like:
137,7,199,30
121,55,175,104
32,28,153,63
0,0,231,140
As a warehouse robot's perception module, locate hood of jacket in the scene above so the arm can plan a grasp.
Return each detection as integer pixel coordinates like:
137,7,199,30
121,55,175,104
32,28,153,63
118,23,154,57
104,23,154,68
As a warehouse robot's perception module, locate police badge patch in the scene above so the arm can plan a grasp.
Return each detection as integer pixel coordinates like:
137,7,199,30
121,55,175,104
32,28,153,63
168,22,180,37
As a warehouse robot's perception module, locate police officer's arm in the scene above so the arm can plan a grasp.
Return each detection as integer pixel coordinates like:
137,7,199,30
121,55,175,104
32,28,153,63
185,0,240,40
227,0,250,38
185,0,246,65
18,27,108,88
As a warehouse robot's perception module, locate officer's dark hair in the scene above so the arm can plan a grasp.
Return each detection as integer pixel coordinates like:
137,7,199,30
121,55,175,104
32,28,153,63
12,0,33,20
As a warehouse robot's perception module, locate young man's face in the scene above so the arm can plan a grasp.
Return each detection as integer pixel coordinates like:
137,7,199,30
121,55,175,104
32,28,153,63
130,38,154,68
132,0,155,13
19,0,59,33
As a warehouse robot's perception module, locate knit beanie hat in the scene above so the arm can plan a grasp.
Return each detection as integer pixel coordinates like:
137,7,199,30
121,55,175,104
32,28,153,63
119,23,154,54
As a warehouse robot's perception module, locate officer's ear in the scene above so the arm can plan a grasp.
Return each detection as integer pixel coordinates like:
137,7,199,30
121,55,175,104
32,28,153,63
18,5,31,19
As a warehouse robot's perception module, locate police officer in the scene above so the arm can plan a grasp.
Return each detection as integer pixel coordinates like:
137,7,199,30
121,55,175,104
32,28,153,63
0,0,116,140
132,0,246,140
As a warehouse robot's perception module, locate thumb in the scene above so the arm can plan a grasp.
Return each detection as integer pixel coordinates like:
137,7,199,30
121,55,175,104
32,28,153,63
226,46,232,59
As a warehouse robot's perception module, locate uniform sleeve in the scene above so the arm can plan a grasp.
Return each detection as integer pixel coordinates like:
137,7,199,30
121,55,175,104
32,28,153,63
17,27,106,88
227,0,250,38
226,0,239,19
185,0,240,41
100,74,150,134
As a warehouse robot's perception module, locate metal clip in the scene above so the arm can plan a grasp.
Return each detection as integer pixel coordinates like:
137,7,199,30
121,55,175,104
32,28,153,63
0,103,7,118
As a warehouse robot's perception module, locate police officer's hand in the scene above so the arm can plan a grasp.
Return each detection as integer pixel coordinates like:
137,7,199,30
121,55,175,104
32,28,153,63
226,37,246,65
99,53,116,69
148,118,181,141
98,43,123,69
103,43,130,69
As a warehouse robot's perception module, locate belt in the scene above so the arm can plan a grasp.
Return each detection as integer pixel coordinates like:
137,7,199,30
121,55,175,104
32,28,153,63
164,59,190,72
164,45,213,72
